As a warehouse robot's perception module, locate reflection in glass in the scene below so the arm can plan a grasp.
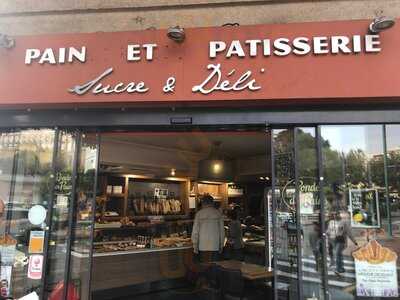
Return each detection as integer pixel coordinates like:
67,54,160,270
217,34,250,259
320,125,398,300
383,125,400,238
297,128,325,300
67,134,98,300
272,129,299,298
0,129,55,299
45,131,76,298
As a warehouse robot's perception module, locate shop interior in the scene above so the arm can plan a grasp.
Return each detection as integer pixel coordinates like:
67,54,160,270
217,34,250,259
90,129,271,299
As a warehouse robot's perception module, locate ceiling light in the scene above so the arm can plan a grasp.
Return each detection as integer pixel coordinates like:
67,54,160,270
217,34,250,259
259,176,265,180
170,168,176,176
167,26,185,43
213,163,222,174
369,17,395,33
198,141,234,182
0,34,15,49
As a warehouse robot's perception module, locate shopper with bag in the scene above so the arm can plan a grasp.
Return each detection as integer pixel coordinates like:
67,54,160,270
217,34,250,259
327,211,358,274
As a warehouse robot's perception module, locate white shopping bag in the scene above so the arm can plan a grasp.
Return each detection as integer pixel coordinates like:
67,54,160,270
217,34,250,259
18,291,39,300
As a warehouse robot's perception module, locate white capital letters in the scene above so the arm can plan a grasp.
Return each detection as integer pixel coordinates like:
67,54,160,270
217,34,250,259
143,44,157,60
353,35,362,53
39,48,56,64
331,36,351,54
68,47,86,63
293,37,311,55
273,38,291,56
25,49,41,64
209,41,226,58
365,35,381,52
127,45,141,61
313,37,329,54
245,40,261,57
226,40,245,58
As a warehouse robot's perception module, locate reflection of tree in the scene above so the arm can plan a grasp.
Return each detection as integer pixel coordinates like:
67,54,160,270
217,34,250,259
274,128,380,192
346,150,367,184
274,129,294,185
371,150,400,192
0,150,50,176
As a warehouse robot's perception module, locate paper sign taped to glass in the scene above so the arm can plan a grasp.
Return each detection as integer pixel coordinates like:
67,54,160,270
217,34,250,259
0,266,12,297
353,240,398,297
0,234,17,265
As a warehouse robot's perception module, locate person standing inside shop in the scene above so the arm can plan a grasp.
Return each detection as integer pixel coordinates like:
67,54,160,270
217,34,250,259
226,208,244,261
191,194,225,263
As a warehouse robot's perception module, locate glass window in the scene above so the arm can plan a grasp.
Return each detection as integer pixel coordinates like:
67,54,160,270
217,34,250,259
297,128,325,300
67,133,98,300
91,130,269,300
273,127,324,300
0,129,55,299
272,128,299,298
321,125,400,300
384,125,400,238
44,131,76,298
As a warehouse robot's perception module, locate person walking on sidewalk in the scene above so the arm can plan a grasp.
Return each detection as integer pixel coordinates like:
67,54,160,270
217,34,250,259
327,211,358,274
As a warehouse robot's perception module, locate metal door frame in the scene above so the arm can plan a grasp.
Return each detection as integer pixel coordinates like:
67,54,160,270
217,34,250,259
41,129,100,300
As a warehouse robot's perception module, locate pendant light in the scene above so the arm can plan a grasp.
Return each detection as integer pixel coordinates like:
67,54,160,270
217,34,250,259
197,141,234,182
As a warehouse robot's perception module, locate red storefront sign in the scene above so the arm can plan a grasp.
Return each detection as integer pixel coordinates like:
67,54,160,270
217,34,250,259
0,19,399,107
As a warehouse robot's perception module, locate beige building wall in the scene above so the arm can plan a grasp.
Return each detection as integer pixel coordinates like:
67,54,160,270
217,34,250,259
0,0,399,35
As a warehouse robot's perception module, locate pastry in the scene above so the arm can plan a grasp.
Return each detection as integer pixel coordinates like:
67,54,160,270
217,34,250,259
352,240,397,264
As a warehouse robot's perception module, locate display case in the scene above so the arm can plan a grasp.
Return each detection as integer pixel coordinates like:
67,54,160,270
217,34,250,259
94,174,192,254
192,181,229,209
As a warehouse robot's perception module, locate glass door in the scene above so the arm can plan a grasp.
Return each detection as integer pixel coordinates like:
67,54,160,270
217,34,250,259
43,130,100,300
271,127,327,300
0,129,56,299
0,128,99,300
89,128,270,300
272,125,400,300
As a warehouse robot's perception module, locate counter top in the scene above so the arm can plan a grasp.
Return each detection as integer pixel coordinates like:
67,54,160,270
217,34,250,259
72,245,192,258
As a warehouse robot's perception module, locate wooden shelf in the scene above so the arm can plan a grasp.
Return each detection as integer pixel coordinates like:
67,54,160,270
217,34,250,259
98,174,190,222
106,194,125,198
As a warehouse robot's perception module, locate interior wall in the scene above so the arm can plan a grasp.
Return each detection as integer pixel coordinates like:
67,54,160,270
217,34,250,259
100,139,200,177
100,136,269,180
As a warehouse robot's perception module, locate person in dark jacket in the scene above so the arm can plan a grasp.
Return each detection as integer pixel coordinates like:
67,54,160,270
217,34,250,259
309,221,323,271
227,209,244,261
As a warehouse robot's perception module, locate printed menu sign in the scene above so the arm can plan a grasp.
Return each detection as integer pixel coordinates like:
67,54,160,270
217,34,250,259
28,231,45,254
27,255,44,280
299,192,314,215
349,189,380,228
0,266,12,297
353,240,398,297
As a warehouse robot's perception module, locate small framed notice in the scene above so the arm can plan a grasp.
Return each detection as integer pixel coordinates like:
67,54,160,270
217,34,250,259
27,255,43,280
349,189,380,228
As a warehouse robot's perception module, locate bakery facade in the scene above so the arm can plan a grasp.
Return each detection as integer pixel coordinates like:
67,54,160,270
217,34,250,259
0,18,399,300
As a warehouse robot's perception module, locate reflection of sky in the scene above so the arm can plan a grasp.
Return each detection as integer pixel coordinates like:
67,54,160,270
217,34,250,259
386,125,400,151
321,126,383,156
